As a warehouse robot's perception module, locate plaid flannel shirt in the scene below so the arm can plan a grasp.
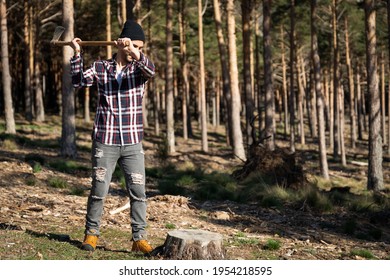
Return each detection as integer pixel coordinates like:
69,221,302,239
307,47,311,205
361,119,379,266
71,53,155,146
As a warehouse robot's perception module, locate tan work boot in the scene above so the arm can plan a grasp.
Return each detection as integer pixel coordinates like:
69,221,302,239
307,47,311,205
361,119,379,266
131,240,153,254
81,235,98,251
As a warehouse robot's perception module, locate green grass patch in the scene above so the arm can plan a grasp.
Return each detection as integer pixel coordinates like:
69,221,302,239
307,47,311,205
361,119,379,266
230,232,260,246
165,223,176,229
0,228,144,260
25,177,37,186
350,249,376,260
32,162,43,173
263,239,281,251
48,160,89,174
48,177,68,189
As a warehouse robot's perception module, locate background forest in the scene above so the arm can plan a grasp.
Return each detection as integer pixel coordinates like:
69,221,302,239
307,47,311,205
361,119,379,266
0,0,390,260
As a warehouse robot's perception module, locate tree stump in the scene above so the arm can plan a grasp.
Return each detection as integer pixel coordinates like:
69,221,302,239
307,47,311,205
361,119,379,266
160,229,226,260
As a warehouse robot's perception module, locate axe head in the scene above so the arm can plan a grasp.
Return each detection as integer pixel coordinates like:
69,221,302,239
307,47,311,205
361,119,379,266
51,26,65,44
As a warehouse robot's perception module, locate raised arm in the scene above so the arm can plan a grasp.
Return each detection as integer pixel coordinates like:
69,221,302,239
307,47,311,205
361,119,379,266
69,38,95,88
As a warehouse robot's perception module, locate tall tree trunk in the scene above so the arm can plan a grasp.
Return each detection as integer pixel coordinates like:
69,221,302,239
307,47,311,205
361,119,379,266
365,0,384,191
344,16,356,149
289,0,296,152
380,52,386,145
61,0,77,158
106,0,112,58
356,63,364,140
198,0,208,152
311,0,329,179
34,50,45,122
387,0,390,154
24,0,33,121
323,69,330,131
254,2,262,142
309,69,317,138
329,67,334,148
332,0,340,160
227,0,246,161
166,0,175,154
263,0,275,151
179,0,190,140
213,0,232,146
340,86,346,166
29,4,35,117
154,80,160,136
296,53,305,145
34,5,44,123
280,25,289,139
84,87,90,123
242,0,255,148
1,0,15,134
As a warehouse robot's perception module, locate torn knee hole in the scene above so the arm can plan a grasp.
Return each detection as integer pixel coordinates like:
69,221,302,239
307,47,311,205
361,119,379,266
129,173,144,185
94,167,107,182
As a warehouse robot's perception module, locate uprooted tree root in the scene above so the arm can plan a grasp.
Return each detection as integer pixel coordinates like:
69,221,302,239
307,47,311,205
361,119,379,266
232,144,307,189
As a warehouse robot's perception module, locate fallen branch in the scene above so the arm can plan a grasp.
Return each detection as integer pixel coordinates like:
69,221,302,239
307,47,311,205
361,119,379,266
350,160,368,166
109,200,130,215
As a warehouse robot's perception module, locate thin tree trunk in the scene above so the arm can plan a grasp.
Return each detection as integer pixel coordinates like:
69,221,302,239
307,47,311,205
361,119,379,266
84,87,90,123
61,0,77,158
34,6,44,123
280,25,289,139
345,16,356,149
34,51,45,122
227,0,246,161
263,0,275,151
340,86,346,166
213,0,232,146
154,80,160,136
309,69,317,138
329,67,334,148
311,0,329,179
216,73,221,127
381,52,386,145
198,0,208,152
365,0,384,191
24,0,33,121
106,0,112,58
1,0,15,134
242,0,255,148
179,0,189,140
297,53,305,145
323,69,330,131
387,0,390,154
289,0,296,152
166,0,175,154
356,63,364,140
332,0,340,159
29,4,35,117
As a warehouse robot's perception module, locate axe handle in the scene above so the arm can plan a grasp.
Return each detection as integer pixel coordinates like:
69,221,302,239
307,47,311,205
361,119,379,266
51,41,116,47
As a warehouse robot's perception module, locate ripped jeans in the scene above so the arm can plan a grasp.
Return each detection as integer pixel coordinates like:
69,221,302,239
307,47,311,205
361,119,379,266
85,140,147,241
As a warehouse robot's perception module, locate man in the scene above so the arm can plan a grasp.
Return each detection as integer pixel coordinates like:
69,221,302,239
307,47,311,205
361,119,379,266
70,20,155,254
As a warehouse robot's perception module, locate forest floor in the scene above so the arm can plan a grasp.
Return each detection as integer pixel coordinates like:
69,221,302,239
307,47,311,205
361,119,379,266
0,115,389,260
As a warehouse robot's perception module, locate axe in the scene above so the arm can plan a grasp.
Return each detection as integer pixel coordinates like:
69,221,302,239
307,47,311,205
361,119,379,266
51,26,117,47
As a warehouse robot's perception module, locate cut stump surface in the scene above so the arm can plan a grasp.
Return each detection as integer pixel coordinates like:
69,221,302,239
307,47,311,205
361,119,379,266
160,229,226,260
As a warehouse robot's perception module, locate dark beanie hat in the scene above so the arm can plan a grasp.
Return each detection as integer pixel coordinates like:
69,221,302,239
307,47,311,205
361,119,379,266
119,20,145,42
